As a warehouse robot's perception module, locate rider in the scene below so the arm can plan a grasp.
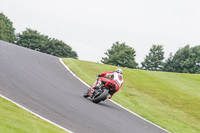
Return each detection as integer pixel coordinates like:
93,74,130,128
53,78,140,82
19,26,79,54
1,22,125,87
93,68,124,99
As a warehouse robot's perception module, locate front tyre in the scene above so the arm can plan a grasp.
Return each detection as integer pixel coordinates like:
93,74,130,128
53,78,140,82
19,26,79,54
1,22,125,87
83,93,89,98
83,88,90,98
92,89,109,103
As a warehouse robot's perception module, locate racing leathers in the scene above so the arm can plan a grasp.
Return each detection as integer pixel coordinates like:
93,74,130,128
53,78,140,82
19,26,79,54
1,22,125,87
97,71,124,99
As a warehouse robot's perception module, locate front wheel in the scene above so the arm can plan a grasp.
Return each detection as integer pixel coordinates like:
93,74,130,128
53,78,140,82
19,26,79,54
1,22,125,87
83,88,90,98
91,89,109,103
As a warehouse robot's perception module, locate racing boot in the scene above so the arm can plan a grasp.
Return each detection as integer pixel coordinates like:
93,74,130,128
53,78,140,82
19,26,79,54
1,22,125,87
83,88,90,98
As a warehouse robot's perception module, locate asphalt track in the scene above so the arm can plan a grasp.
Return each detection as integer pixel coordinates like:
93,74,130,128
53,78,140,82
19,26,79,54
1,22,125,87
0,40,168,133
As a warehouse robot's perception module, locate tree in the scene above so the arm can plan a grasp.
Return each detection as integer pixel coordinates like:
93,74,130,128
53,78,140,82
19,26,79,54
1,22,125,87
170,45,190,73
16,28,78,58
16,28,48,51
188,45,200,73
162,53,174,72
101,42,138,68
141,45,164,71
163,45,200,73
47,39,78,58
0,12,16,43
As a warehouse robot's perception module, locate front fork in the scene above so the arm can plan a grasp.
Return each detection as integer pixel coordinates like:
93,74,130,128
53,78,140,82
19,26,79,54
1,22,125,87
88,79,102,98
89,78,99,90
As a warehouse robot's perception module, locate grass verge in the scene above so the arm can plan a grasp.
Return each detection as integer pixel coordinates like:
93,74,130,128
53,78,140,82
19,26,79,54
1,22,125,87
0,96,67,133
63,58,200,133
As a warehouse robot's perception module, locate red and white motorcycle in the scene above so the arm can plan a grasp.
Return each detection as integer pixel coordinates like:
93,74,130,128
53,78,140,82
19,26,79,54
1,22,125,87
83,77,116,103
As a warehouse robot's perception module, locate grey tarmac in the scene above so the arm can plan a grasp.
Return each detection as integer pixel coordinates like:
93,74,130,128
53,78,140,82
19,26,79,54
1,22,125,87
0,40,168,133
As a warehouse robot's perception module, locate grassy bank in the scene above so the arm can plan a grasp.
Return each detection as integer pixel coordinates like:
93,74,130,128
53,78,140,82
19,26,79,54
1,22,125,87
0,96,67,133
63,58,200,133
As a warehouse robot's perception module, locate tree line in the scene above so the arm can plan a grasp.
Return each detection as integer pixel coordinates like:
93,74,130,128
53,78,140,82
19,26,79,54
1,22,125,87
101,42,200,74
1,12,200,74
0,12,77,59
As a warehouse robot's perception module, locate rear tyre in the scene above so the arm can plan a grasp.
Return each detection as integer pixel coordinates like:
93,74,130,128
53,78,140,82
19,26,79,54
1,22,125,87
92,89,109,103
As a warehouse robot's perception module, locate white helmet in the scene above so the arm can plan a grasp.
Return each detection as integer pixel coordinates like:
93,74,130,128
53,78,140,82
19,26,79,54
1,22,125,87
116,68,123,74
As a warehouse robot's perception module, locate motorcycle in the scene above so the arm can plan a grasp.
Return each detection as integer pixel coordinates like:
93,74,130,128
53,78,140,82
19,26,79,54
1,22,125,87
83,77,116,103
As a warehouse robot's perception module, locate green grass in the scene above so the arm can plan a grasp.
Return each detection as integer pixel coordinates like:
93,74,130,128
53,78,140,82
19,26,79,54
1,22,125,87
0,97,67,133
63,58,200,133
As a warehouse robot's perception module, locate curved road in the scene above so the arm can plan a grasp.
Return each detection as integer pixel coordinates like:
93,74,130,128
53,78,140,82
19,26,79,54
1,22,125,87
0,40,168,133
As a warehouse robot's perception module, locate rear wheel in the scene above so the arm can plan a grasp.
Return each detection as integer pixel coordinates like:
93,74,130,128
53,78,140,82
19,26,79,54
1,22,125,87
92,89,109,103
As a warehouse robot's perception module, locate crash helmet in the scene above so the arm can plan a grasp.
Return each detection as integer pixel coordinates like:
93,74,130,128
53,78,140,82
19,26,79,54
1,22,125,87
116,68,123,74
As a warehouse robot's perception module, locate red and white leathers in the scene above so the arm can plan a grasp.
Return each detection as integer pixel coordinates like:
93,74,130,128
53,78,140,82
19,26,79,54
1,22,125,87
99,71,124,98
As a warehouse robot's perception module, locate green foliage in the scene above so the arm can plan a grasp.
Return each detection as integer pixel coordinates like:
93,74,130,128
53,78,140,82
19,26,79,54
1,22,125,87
141,45,164,71
101,42,138,68
47,39,77,58
162,53,174,72
0,97,67,133
163,45,200,73
0,12,16,43
16,28,78,58
16,28,48,51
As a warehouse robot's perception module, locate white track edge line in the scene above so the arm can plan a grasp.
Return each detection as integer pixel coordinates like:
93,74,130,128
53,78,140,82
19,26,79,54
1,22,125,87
60,58,170,133
0,96,73,132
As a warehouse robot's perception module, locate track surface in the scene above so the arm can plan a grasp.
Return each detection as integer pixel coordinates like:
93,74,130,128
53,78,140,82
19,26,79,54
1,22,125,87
0,41,168,133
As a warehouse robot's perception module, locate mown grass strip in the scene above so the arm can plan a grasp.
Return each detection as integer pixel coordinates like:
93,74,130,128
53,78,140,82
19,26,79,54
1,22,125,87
63,58,200,133
0,96,67,133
